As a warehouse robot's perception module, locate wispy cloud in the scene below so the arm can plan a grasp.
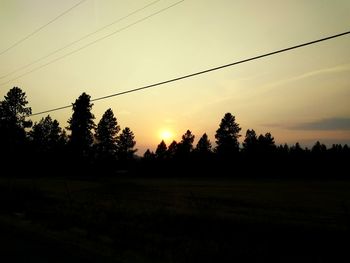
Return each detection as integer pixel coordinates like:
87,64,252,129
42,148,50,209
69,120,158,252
263,117,350,131
291,118,350,131
264,63,350,89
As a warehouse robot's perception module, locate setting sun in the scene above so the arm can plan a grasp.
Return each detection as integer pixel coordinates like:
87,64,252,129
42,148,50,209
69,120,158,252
160,130,173,143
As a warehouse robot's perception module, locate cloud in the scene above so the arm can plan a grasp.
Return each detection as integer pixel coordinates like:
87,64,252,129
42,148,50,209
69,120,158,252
291,117,350,131
264,63,350,89
263,117,350,131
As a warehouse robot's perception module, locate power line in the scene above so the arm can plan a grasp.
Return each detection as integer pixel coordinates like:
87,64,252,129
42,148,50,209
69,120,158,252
0,0,184,87
0,0,161,80
0,0,87,57
29,30,350,117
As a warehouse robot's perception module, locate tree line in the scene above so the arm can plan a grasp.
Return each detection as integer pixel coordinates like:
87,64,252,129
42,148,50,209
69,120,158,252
0,87,349,177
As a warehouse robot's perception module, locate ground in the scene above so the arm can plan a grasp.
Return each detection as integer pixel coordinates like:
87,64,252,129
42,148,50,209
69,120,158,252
0,176,349,262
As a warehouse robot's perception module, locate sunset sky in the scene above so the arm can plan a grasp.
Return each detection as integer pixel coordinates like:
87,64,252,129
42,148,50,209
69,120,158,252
0,0,349,154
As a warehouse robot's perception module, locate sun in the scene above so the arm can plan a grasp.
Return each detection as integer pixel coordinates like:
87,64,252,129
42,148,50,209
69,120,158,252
160,130,173,143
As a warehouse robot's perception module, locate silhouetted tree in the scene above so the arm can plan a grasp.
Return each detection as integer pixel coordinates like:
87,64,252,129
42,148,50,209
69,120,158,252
311,141,327,154
29,115,63,153
95,108,120,159
277,143,289,155
167,140,178,159
143,149,155,160
177,130,195,159
290,142,304,155
116,127,137,161
195,133,212,154
215,113,241,157
0,87,32,154
258,132,276,153
243,129,258,153
330,144,342,154
67,92,95,156
342,145,350,156
155,140,167,160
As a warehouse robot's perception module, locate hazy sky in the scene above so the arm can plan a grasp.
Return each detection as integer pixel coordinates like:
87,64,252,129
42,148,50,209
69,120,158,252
1,0,349,154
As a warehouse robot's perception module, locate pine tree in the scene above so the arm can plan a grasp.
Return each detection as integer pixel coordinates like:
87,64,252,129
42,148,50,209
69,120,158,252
215,113,241,157
195,133,212,154
67,92,95,155
155,140,167,159
0,87,32,153
177,130,195,159
95,108,120,158
116,127,137,161
29,115,63,152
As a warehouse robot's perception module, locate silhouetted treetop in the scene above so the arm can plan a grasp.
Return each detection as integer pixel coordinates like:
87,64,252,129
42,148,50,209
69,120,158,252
258,132,276,153
0,87,32,128
243,129,258,153
0,87,32,152
167,140,178,158
29,115,63,152
215,113,241,157
290,142,304,154
155,140,167,159
312,141,327,154
177,130,195,159
143,149,155,160
67,92,95,155
195,133,212,153
95,108,120,157
116,127,137,161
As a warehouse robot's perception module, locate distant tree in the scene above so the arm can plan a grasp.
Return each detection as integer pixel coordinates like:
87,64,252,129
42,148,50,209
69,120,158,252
167,140,178,159
215,113,241,157
155,140,167,160
29,115,63,153
0,87,32,153
330,144,342,154
95,108,120,159
195,133,212,154
258,132,276,153
177,130,195,159
290,142,304,155
67,92,95,155
116,127,137,161
143,149,155,160
277,143,289,155
243,129,258,153
311,141,327,154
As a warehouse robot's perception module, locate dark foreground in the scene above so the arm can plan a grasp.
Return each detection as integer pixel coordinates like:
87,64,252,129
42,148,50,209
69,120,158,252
0,176,349,262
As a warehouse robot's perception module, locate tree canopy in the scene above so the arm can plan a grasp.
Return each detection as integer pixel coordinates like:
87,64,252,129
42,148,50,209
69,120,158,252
116,127,137,161
215,113,241,157
67,92,95,155
0,87,32,152
95,108,120,158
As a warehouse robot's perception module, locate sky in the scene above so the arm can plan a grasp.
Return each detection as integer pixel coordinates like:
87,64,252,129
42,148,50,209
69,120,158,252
0,0,349,154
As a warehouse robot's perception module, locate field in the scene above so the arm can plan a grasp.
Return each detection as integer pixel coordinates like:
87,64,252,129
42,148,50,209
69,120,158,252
0,176,350,262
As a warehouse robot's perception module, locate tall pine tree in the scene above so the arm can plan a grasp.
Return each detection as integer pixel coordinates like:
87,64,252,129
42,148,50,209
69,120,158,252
215,113,241,157
95,108,120,158
67,92,95,156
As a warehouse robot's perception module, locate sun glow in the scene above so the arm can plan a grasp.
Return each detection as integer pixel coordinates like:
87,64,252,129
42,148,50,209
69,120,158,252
160,130,173,143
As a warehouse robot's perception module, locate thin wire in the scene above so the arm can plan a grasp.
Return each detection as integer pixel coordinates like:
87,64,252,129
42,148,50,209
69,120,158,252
0,0,161,80
29,30,350,117
0,0,87,56
0,0,184,87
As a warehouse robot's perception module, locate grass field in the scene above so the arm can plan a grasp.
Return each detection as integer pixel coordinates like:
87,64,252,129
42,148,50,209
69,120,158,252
0,176,349,262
